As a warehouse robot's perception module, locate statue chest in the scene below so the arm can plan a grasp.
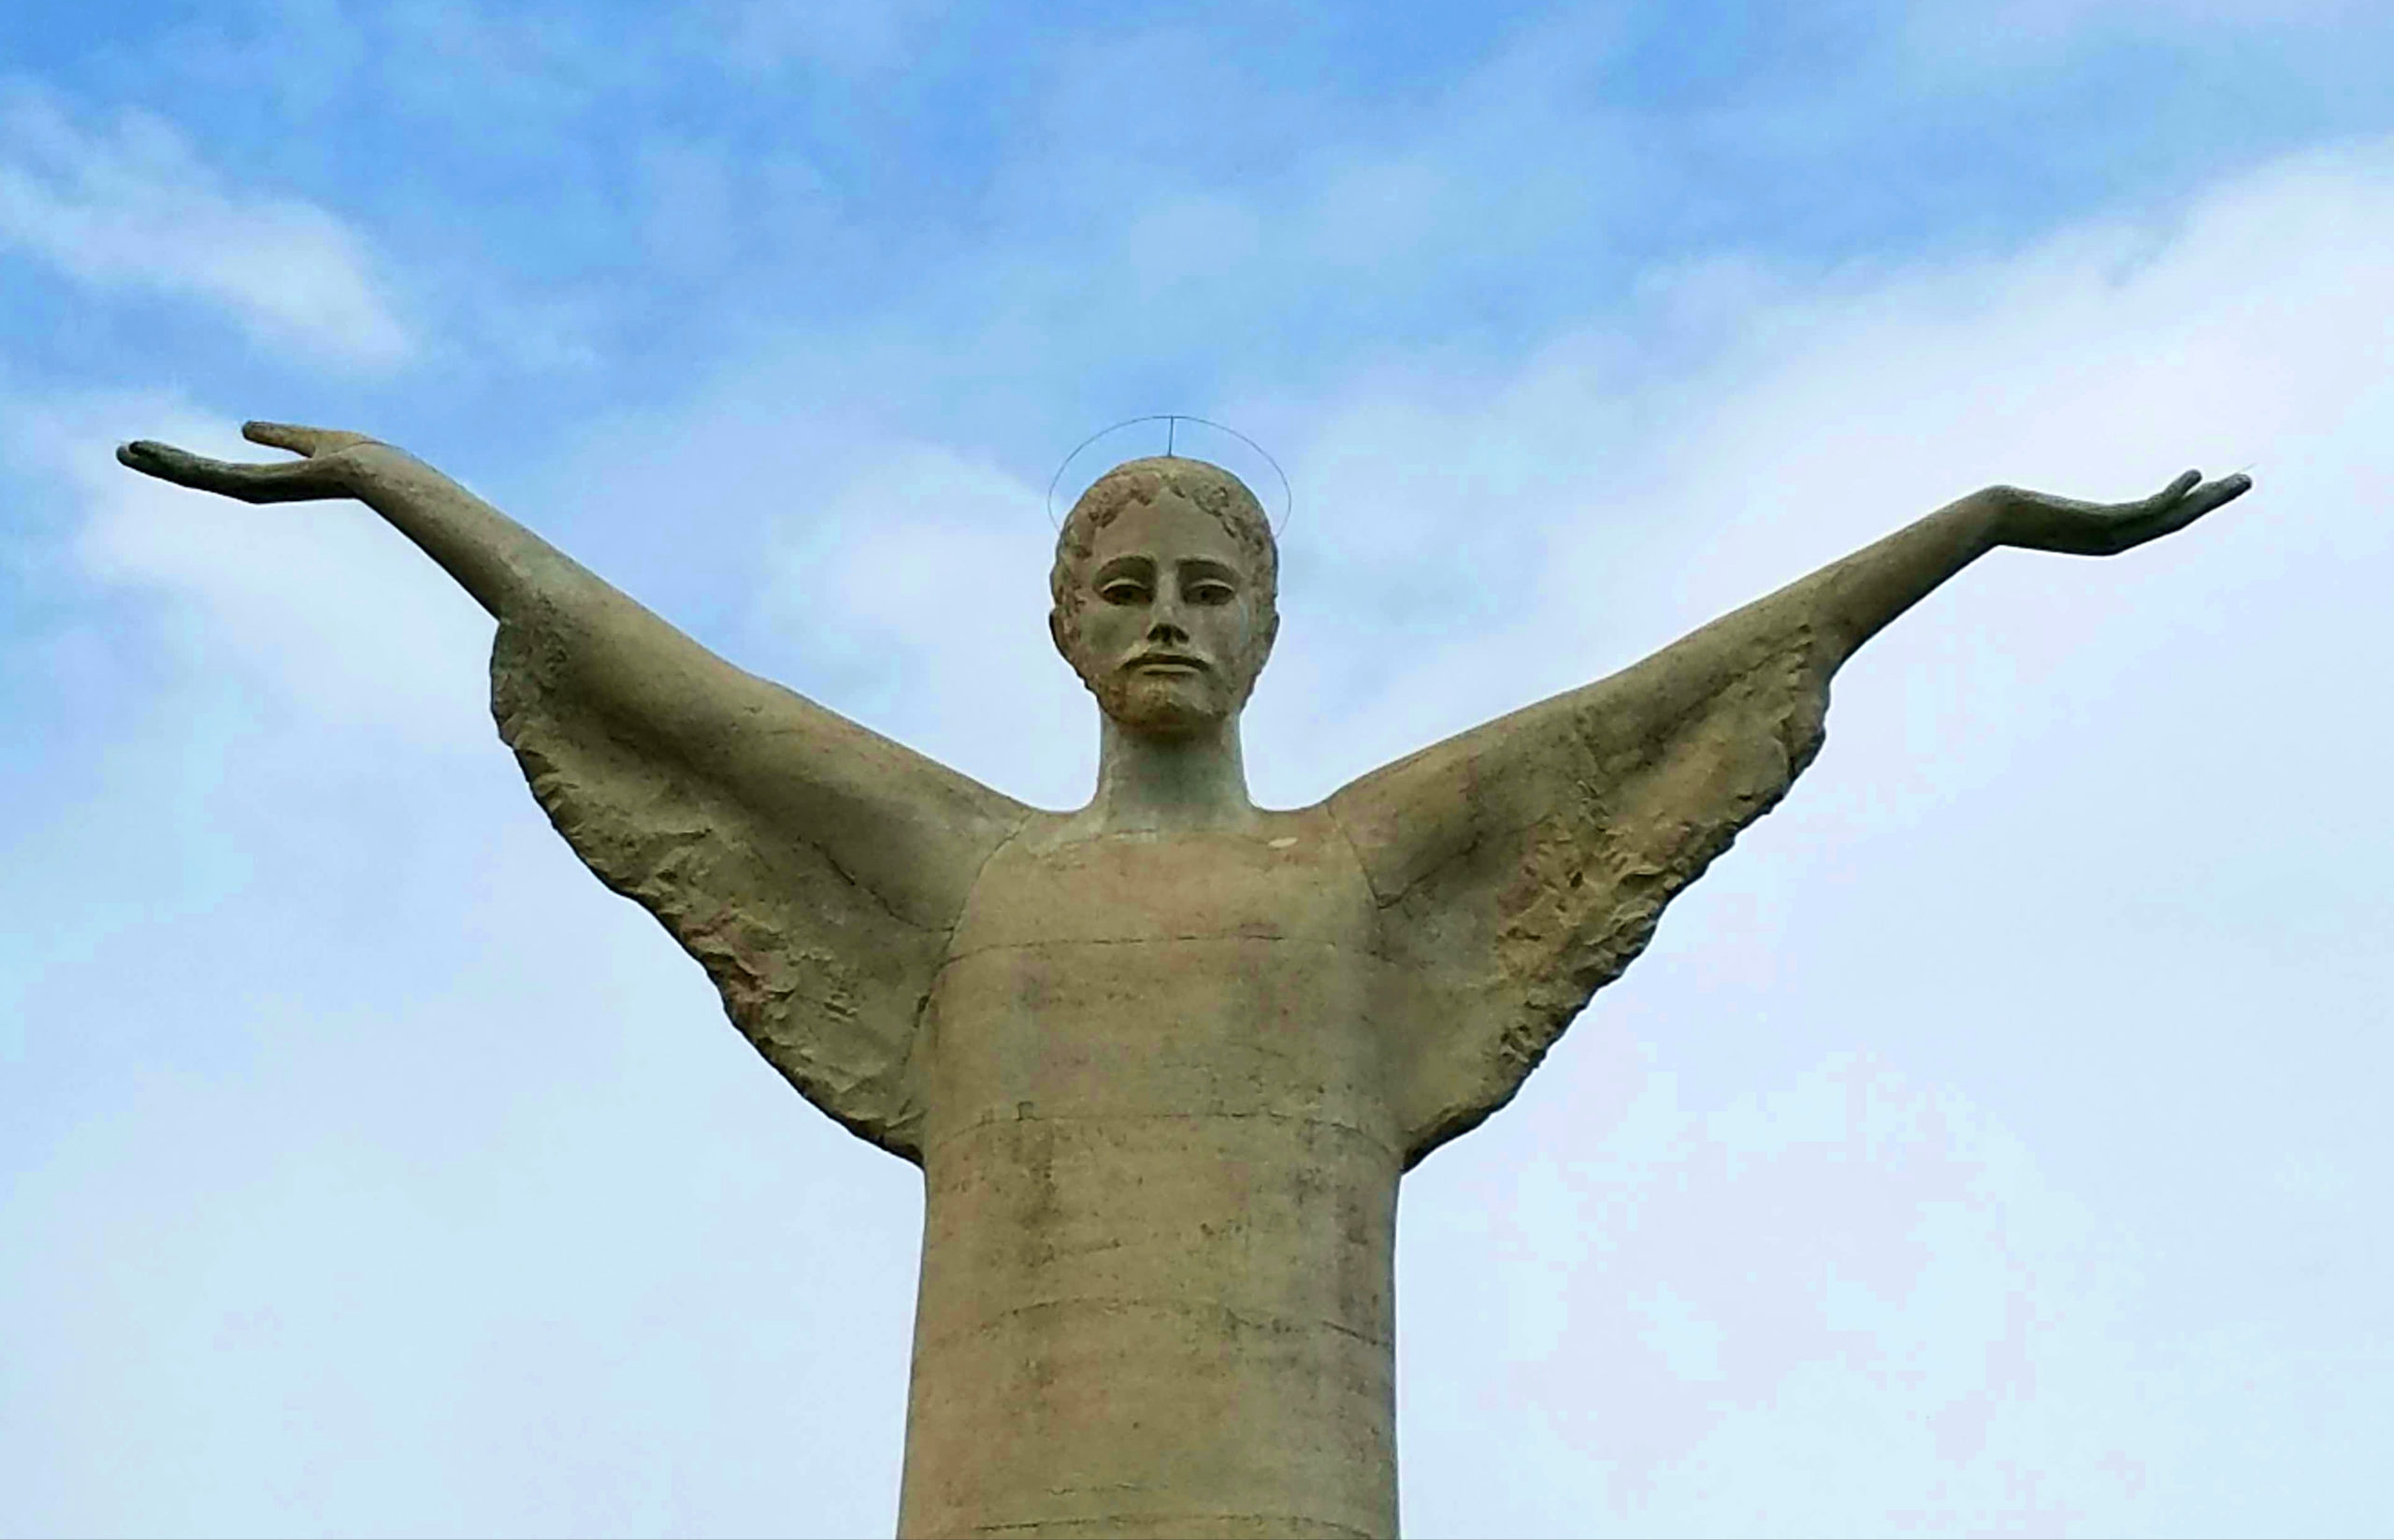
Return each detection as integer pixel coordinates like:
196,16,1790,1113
916,808,1392,1138
901,811,1405,1537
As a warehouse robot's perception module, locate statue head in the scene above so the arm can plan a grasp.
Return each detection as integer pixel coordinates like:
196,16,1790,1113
1049,456,1280,740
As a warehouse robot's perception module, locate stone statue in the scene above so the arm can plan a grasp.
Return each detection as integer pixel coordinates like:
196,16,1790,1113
117,423,2248,1539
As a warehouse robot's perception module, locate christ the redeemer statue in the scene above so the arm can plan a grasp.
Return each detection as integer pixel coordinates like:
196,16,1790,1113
119,424,2246,1539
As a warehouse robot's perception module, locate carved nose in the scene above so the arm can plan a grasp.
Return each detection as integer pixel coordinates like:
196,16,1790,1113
1147,610,1189,644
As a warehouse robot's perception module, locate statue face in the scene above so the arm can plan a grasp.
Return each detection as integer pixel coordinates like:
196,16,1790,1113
1060,490,1275,739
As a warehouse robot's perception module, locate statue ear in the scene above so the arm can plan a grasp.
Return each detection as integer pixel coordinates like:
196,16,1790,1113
1046,607,1074,665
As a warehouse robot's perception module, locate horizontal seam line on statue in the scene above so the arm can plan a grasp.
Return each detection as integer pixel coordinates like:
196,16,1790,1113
925,1108,1393,1157
936,932,1358,967
970,1517,1374,1538
926,1294,1394,1349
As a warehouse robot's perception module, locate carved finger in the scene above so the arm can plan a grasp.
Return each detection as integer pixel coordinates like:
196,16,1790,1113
2197,471,2254,511
119,439,237,489
2104,473,2251,553
2183,479,2237,524
243,420,377,457
2119,469,2202,522
2152,473,2248,527
116,440,337,503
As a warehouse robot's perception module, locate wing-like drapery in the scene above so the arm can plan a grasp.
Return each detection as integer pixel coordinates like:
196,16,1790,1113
1327,591,1840,1167
489,592,1029,1163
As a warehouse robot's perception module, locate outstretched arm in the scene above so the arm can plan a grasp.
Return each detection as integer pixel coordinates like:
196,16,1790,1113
1807,468,2251,662
120,423,578,619
117,423,1027,930
1332,468,2251,1165
1550,469,2256,765
120,421,1030,1159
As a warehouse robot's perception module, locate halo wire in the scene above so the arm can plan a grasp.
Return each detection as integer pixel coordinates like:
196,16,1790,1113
1045,414,1295,537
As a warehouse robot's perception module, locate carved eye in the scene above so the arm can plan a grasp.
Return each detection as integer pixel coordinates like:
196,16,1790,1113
1189,581,1235,606
1099,581,1149,606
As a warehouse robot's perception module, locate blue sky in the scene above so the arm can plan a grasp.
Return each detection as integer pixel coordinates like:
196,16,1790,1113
4,2,2391,1535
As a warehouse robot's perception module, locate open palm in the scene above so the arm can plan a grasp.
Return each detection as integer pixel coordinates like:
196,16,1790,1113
117,421,381,503
1999,468,2251,556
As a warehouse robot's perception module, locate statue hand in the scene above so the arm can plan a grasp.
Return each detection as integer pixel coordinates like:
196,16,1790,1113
1994,469,2252,557
116,421,382,504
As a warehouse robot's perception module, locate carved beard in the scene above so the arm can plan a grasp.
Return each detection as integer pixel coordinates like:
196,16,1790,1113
1097,666,1233,740
1072,633,1268,741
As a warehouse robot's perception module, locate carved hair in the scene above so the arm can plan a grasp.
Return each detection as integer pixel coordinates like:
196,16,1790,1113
1048,456,1280,669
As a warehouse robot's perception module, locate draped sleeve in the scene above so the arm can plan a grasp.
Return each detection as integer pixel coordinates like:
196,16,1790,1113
488,590,1029,1163
1326,586,1841,1167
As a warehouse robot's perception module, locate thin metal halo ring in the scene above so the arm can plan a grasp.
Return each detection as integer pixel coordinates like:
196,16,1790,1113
1045,414,1295,538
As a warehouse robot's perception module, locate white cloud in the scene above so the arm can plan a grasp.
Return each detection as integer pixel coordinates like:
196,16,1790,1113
758,441,1094,799
1402,1048,2167,1536
4,396,491,749
0,90,411,368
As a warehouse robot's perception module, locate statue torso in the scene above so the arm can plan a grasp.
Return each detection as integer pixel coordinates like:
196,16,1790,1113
898,806,1404,1539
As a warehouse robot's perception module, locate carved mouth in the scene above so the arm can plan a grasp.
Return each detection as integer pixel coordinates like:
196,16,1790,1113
1126,654,1209,673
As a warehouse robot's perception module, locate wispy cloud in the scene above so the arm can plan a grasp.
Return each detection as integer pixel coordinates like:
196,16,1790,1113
0,89,411,368
0,395,488,747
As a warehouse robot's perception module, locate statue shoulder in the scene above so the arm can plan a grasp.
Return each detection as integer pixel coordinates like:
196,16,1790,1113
1324,628,1836,1167
490,596,1030,1160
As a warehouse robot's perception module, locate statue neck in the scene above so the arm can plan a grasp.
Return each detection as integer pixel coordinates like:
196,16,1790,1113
1081,714,1259,836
